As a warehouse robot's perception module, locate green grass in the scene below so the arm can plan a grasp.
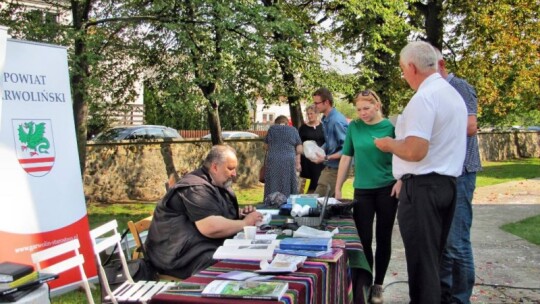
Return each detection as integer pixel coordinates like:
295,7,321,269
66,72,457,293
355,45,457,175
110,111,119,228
87,202,155,232
53,158,539,302
233,177,356,205
501,214,540,245
476,158,539,187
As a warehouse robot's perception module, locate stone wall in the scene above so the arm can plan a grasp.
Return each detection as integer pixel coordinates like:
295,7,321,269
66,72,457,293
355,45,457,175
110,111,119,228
84,140,265,203
84,132,538,203
478,131,539,161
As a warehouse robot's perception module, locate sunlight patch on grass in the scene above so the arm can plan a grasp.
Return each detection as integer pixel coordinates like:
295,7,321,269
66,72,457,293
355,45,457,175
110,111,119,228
501,214,540,246
477,158,539,187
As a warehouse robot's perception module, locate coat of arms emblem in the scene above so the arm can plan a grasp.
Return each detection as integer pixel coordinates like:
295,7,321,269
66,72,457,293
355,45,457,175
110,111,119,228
12,119,55,177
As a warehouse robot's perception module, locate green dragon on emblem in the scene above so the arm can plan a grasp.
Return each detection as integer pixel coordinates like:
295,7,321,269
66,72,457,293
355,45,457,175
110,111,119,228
18,121,51,156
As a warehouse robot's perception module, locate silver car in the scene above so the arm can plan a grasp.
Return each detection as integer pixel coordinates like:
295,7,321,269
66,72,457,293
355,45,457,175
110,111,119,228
92,125,182,142
201,131,259,140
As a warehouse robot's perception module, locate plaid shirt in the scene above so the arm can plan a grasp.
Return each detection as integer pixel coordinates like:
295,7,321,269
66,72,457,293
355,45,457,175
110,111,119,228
447,73,482,173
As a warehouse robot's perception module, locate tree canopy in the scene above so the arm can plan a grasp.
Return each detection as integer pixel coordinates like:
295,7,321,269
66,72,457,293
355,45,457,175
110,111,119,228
1,0,538,173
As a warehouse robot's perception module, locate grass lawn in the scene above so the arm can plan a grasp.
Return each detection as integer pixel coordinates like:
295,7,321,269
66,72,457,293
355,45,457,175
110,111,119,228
89,158,540,231
501,214,540,246
476,158,539,187
54,158,539,303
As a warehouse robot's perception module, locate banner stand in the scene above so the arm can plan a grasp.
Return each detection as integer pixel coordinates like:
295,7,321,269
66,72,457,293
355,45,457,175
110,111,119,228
0,28,97,296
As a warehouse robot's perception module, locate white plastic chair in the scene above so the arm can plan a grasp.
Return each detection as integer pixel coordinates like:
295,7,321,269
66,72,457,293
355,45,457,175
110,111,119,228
90,220,175,304
31,238,94,304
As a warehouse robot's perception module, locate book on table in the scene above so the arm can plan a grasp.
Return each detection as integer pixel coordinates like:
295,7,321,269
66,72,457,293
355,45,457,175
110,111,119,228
279,237,332,251
216,271,274,281
213,244,276,261
256,254,307,273
0,262,34,283
0,271,38,289
0,284,42,302
201,280,288,300
223,238,281,247
0,273,58,296
273,248,332,257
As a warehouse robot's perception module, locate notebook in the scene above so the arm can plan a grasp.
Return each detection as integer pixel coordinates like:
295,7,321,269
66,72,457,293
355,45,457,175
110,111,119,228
294,184,330,228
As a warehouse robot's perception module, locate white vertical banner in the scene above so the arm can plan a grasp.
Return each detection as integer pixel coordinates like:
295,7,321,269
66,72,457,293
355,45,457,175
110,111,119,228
0,38,96,291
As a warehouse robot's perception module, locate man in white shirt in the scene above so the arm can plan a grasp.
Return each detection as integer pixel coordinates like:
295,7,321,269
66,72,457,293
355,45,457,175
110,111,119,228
375,41,467,303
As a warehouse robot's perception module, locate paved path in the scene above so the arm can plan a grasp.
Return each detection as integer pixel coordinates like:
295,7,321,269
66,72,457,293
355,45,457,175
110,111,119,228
380,178,540,303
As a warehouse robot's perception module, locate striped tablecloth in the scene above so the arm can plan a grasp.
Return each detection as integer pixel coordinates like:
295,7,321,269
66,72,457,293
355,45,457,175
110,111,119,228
150,217,372,304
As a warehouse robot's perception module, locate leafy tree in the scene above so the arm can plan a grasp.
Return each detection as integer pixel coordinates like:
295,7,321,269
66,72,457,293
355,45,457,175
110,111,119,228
1,0,154,171
330,1,413,115
444,0,540,126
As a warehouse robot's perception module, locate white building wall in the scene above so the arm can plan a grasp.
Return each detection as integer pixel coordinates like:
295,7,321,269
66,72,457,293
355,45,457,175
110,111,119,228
254,96,308,124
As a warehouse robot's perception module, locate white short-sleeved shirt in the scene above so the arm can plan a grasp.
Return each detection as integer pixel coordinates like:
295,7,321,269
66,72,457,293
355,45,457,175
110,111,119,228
393,73,467,179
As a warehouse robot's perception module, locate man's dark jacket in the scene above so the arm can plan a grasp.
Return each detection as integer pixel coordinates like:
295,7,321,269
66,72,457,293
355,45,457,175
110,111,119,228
145,167,239,273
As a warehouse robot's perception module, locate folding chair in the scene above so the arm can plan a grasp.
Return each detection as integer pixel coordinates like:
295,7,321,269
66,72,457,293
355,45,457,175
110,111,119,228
127,217,181,282
31,238,94,304
127,216,153,260
90,220,176,304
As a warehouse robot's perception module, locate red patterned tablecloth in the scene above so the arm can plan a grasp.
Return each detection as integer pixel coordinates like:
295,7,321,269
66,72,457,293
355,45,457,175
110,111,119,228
151,217,371,304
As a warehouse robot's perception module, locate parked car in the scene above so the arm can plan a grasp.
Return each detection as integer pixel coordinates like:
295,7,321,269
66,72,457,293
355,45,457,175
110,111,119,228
526,126,540,131
201,131,259,140
91,125,183,142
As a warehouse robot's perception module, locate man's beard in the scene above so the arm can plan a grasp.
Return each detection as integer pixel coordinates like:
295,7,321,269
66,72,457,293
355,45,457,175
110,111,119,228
223,178,233,189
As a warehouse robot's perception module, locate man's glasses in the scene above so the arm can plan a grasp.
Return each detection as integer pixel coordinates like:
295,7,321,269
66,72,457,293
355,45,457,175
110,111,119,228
313,101,325,105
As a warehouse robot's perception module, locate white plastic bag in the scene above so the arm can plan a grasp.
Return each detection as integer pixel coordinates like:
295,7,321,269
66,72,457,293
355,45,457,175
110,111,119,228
303,140,325,162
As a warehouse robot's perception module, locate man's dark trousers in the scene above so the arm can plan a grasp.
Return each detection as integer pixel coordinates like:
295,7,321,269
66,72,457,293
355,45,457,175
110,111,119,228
398,173,457,304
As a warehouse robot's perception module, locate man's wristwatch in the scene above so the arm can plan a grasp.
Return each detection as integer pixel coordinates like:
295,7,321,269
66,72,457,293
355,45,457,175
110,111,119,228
324,155,329,164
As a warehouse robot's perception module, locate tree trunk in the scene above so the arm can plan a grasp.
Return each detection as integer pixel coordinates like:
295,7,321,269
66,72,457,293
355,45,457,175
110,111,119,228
71,40,89,174
206,101,223,145
71,0,91,175
199,81,222,145
278,56,303,129
424,0,444,50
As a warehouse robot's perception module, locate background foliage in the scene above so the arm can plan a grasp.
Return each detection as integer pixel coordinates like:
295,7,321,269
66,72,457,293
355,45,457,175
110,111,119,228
1,0,538,172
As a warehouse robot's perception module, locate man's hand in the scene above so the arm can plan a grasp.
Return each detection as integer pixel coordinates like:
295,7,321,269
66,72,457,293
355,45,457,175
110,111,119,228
334,189,342,200
312,153,326,164
376,136,428,162
243,211,263,226
374,137,395,153
239,205,257,218
196,211,262,238
391,180,402,198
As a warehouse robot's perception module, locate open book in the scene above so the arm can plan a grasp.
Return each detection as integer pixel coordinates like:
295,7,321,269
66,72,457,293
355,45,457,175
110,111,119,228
257,254,307,273
213,244,276,261
202,280,288,300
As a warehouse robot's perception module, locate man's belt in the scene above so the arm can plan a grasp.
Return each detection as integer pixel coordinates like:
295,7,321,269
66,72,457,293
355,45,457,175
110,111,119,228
401,172,440,181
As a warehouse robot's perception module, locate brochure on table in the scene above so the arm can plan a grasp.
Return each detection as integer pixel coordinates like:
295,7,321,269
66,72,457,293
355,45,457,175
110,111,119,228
202,280,288,300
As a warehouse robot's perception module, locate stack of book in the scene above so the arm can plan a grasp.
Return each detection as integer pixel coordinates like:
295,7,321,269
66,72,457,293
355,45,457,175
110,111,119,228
0,261,58,302
274,237,333,257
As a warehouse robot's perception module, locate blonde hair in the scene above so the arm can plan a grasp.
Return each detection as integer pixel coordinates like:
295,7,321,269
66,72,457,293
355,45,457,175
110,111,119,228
305,104,318,113
354,89,384,117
